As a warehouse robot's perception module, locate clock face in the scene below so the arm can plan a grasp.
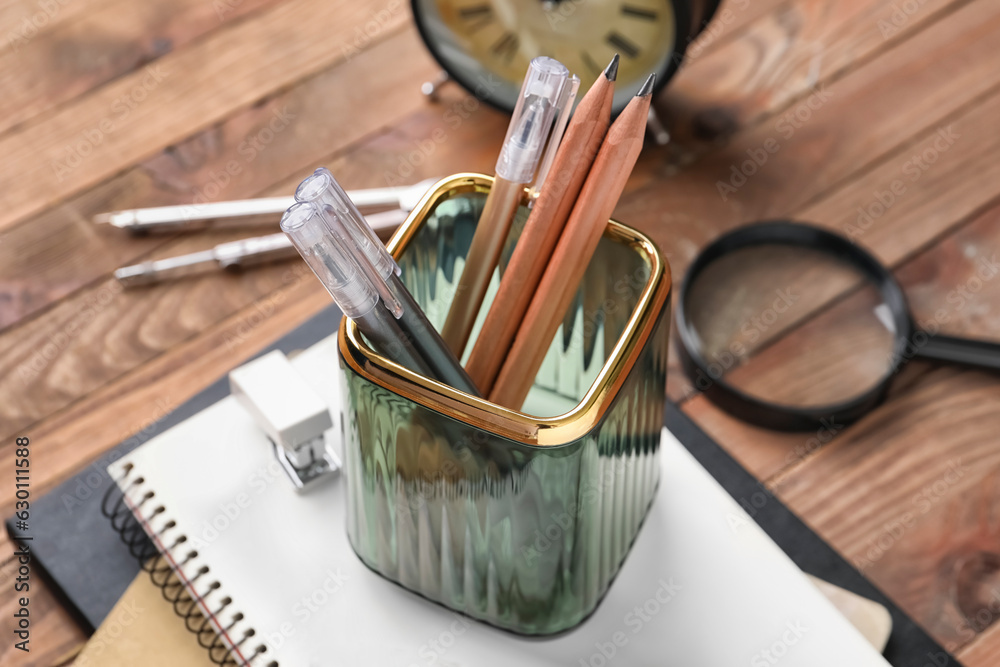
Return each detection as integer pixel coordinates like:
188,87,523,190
413,0,679,113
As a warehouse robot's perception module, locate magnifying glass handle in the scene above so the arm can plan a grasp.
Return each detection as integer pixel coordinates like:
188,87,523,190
913,333,1000,372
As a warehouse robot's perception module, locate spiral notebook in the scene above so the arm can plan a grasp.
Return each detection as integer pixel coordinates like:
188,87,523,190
105,332,895,667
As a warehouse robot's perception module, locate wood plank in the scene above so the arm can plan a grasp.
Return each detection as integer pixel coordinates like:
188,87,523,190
0,0,115,51
960,623,1000,667
747,207,1000,651
647,0,1000,401
0,0,280,136
0,86,512,522
0,96,510,659
623,0,1000,255
0,264,329,515
0,26,441,331
769,365,1000,653
0,0,412,232
1,0,996,659
663,0,960,147
680,89,1000,478
1,0,969,334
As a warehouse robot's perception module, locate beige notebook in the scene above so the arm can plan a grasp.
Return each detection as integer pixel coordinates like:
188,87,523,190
74,570,215,667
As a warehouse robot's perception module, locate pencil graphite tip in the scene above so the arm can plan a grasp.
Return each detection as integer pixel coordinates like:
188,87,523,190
637,73,655,98
604,54,620,82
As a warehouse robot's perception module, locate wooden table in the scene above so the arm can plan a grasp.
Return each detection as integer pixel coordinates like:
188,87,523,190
1,0,998,664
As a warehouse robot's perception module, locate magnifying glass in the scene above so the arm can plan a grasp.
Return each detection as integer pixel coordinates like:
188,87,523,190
675,221,1000,431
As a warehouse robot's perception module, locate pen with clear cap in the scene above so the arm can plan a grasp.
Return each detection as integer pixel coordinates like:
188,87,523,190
440,57,579,357
283,169,481,397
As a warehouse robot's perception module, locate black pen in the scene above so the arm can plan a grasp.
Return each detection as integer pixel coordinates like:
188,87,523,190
281,170,481,397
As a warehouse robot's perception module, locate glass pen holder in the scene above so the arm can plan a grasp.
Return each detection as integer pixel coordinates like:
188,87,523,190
337,173,671,635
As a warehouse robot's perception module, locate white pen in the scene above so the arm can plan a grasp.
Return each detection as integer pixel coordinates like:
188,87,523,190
95,179,438,233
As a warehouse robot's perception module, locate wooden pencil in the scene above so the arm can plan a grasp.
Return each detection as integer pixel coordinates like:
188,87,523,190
464,55,619,394
489,75,655,410
439,174,524,356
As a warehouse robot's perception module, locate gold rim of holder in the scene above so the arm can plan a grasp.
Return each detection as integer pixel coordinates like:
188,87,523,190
338,173,671,448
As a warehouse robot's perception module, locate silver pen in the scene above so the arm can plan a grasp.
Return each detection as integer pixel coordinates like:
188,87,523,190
95,179,438,232
115,208,407,287
282,170,481,396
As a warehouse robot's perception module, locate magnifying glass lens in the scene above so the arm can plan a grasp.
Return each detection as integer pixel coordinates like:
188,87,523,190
683,244,898,408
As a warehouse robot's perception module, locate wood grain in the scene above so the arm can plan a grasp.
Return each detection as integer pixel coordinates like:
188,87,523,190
0,0,412,231
684,193,1000,479
0,0,280,136
623,0,1000,270
649,0,1000,401
960,620,1000,667
0,27,439,331
772,365,1000,654
1,0,999,662
691,204,1000,653
664,0,961,147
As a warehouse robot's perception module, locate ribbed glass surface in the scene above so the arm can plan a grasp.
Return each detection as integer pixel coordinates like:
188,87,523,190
340,188,670,635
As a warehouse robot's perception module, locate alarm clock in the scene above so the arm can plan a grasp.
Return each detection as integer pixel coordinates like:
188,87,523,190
411,0,721,114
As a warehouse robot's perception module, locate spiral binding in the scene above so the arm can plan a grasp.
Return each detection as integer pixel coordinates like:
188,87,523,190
101,463,278,667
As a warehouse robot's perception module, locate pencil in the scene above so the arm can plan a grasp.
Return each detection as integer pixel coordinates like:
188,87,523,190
464,55,619,394
439,175,524,354
489,74,655,410
440,58,575,358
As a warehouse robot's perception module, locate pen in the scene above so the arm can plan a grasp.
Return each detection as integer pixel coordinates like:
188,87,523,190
465,55,618,393
283,171,481,397
94,179,438,232
440,57,578,357
489,74,655,410
113,209,407,287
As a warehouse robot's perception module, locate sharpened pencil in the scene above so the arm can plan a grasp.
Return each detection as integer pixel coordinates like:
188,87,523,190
464,55,619,394
489,74,655,410
440,58,575,358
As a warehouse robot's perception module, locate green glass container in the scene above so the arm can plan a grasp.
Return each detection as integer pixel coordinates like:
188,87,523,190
338,174,671,635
